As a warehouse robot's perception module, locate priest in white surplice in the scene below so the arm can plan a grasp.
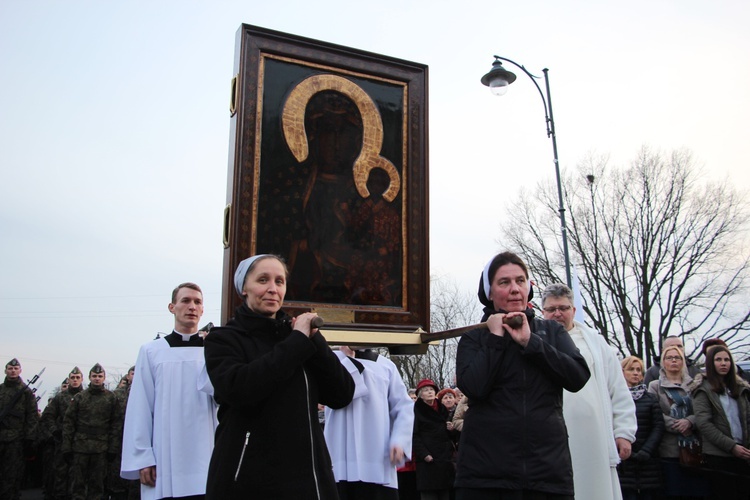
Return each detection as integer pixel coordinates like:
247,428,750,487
324,346,414,499
121,283,218,500
542,284,636,500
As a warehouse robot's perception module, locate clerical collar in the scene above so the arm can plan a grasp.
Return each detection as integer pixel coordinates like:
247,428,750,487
354,349,379,362
165,330,204,348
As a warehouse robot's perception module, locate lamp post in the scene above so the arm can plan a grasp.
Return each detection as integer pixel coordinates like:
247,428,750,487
481,56,572,288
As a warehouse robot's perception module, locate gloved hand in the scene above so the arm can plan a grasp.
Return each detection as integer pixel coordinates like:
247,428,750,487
632,450,651,462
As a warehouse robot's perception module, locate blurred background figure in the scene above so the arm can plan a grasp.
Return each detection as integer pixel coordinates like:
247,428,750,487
412,379,454,500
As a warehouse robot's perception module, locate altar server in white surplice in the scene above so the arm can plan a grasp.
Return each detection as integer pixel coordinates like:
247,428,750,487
121,282,218,500
542,283,636,500
324,346,414,499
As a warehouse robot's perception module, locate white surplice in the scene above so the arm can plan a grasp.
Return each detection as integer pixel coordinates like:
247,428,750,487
324,351,414,489
564,324,635,500
121,336,218,500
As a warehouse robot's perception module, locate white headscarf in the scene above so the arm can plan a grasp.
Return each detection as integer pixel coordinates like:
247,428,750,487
233,254,272,296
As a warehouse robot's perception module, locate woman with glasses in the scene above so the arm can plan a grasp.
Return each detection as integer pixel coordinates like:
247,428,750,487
647,345,710,499
690,344,750,499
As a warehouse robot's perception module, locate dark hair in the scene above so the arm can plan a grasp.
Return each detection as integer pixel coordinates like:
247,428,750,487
171,282,203,304
478,251,532,307
488,252,529,282
705,345,739,396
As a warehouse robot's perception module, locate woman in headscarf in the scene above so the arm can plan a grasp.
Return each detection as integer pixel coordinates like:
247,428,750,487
454,251,590,500
203,254,354,499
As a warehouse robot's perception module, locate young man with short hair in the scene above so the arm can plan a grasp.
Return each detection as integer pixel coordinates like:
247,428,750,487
0,358,38,500
42,366,84,500
62,363,121,500
121,283,218,500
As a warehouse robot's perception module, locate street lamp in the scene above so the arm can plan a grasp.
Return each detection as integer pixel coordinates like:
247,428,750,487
481,55,572,288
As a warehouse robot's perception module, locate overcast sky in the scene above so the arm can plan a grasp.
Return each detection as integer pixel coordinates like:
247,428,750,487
2,0,748,407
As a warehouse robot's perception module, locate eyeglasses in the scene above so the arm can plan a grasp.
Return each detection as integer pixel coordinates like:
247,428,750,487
664,356,682,362
542,305,572,314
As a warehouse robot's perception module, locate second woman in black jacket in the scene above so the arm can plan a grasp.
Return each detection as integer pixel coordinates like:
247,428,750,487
617,356,665,499
455,252,590,500
204,255,355,500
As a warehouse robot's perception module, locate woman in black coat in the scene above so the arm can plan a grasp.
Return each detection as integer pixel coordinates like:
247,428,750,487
454,252,590,500
618,356,665,500
412,378,455,500
203,254,355,500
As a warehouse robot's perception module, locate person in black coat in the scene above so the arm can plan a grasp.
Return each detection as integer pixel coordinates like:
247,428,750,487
455,252,591,500
204,254,355,500
618,356,665,500
412,379,455,500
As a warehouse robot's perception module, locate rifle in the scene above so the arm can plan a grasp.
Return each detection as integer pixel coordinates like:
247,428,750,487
0,366,45,424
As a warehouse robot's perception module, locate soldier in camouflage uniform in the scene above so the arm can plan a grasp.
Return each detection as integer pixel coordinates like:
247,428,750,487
0,358,39,500
106,366,135,500
62,363,121,500
42,367,84,500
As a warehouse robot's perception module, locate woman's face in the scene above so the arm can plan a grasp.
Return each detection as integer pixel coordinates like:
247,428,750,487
242,258,287,317
489,263,529,312
713,350,733,377
441,392,456,409
623,362,644,387
663,349,684,375
419,386,436,404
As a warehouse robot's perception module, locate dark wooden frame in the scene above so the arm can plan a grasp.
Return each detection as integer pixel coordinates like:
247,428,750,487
221,24,429,336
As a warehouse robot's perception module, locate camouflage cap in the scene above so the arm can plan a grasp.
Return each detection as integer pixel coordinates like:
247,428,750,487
89,363,105,375
6,358,20,368
129,365,135,372
62,378,69,385
69,367,82,376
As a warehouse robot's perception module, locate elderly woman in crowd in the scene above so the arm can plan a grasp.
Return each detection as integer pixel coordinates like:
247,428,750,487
437,388,458,420
690,344,750,500
203,254,354,499
647,344,710,499
618,356,665,500
454,251,590,500
412,379,455,500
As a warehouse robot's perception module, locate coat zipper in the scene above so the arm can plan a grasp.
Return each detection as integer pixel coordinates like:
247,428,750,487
234,431,250,482
303,369,322,499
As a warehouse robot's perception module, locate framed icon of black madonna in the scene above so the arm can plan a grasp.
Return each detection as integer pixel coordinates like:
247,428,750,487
221,24,429,339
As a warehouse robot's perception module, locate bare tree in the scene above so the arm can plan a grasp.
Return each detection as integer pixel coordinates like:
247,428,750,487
502,146,750,364
391,276,481,388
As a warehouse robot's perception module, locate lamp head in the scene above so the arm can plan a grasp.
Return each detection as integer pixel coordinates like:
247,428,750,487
481,57,517,96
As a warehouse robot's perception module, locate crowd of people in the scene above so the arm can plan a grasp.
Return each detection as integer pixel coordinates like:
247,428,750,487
1,251,749,500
